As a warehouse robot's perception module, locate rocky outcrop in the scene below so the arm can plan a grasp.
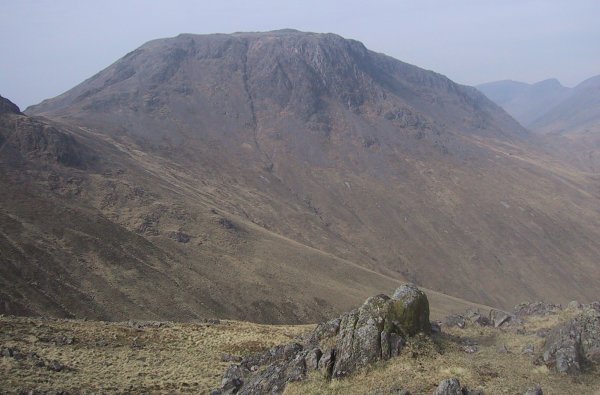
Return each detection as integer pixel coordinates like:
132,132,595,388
541,306,600,374
213,284,431,394
0,95,22,115
513,302,562,317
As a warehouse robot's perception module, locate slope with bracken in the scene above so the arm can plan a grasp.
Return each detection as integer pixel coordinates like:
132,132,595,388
3,30,599,321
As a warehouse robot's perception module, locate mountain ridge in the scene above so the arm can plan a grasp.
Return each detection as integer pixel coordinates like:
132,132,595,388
2,31,599,322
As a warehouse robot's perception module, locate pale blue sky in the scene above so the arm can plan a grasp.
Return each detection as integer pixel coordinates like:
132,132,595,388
1,0,599,109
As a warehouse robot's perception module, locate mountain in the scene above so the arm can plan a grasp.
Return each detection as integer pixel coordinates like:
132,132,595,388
530,75,600,134
3,30,599,322
477,79,570,127
478,76,600,171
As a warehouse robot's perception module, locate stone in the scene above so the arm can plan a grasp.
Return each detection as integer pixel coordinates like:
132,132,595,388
238,354,306,395
312,317,341,341
305,348,322,370
489,310,512,328
464,309,491,327
432,378,463,395
167,230,191,243
317,348,335,377
445,314,466,328
541,307,600,374
220,364,247,394
496,344,509,354
521,344,534,354
463,345,478,354
391,284,431,336
47,360,67,372
523,386,543,395
332,287,427,378
513,302,561,317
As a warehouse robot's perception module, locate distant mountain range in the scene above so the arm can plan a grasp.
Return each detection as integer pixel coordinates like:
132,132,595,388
2,31,599,323
478,76,600,171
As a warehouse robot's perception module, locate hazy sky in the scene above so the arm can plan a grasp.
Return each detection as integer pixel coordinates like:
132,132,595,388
1,0,599,109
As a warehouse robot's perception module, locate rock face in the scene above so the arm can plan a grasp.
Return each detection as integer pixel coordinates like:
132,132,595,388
541,306,600,374
214,284,431,394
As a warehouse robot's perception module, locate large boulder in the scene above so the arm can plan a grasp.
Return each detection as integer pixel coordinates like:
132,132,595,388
333,285,430,377
541,307,600,374
391,284,431,336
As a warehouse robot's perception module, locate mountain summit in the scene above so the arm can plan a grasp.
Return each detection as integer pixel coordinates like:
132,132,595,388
2,31,598,321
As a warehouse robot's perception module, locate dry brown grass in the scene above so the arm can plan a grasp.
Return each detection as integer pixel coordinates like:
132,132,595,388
285,309,600,395
0,315,311,393
2,309,600,394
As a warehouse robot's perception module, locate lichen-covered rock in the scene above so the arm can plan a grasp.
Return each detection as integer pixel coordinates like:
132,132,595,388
333,295,387,378
391,284,431,336
541,307,600,374
432,378,463,395
332,286,429,378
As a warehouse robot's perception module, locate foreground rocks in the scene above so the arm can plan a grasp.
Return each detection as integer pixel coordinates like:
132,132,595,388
541,305,600,374
213,284,431,394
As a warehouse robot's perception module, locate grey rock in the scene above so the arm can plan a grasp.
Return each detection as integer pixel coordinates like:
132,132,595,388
391,284,431,336
496,344,509,354
167,230,191,243
465,309,491,326
521,344,534,354
541,307,600,374
312,317,341,341
221,364,247,394
523,386,543,395
55,335,74,345
305,348,322,370
238,353,306,395
432,378,463,395
389,333,405,358
445,314,466,328
489,309,512,327
317,348,335,377
463,345,478,354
